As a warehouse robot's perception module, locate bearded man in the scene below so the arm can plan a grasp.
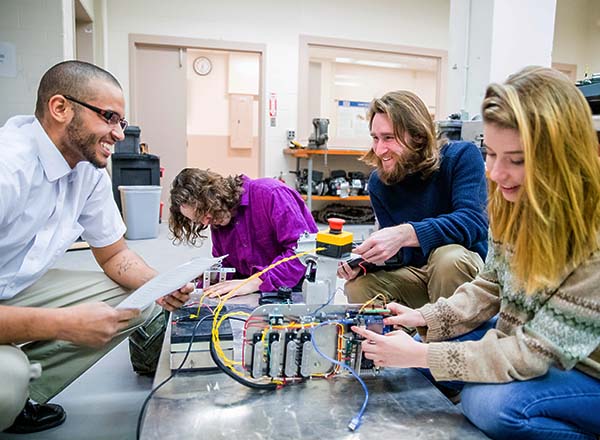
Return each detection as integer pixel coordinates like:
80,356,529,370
0,61,193,434
338,90,488,308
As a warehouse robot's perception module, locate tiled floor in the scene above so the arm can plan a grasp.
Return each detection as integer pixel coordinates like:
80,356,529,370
0,222,373,440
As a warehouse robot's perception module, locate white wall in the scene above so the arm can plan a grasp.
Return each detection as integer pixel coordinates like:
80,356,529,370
0,0,67,124
489,0,556,83
103,0,450,178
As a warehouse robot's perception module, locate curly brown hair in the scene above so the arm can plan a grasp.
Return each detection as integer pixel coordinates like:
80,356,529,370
361,90,441,181
169,168,244,246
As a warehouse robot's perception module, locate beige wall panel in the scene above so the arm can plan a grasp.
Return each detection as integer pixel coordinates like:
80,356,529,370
187,135,259,178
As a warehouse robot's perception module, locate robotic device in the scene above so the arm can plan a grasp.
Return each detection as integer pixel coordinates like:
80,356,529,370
219,219,391,383
242,303,391,381
206,219,390,430
307,118,330,149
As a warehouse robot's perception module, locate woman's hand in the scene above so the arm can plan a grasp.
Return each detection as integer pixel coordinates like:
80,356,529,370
383,302,427,328
205,277,262,299
351,325,429,368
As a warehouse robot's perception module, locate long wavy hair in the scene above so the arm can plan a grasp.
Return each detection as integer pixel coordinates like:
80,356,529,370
361,90,441,179
482,66,600,293
169,168,244,246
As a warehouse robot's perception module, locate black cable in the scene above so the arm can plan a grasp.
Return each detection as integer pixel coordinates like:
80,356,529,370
209,317,277,391
136,313,275,439
136,313,211,440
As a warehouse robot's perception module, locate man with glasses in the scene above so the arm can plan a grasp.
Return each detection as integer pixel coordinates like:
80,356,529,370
0,60,193,434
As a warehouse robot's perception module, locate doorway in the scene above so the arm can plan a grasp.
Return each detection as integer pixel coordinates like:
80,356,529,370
74,0,94,63
129,34,265,218
298,35,447,146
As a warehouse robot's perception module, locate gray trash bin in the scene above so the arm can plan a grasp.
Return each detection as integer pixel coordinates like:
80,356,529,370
118,185,162,240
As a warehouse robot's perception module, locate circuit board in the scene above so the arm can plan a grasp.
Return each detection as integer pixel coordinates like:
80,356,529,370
241,304,391,381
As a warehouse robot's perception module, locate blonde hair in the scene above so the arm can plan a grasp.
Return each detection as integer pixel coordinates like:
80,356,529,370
361,90,441,178
482,66,600,293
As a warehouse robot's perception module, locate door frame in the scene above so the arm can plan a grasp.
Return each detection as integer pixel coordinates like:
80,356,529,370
297,35,448,140
128,34,267,176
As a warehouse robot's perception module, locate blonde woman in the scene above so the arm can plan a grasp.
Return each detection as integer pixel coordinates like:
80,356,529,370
353,66,600,440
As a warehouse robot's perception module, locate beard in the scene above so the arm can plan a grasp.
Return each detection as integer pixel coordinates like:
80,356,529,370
376,150,420,185
65,112,105,169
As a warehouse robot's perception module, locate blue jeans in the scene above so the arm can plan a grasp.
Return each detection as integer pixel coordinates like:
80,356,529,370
416,317,600,440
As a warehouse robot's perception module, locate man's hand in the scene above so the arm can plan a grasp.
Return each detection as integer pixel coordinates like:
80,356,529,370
351,325,428,368
205,277,262,299
56,303,140,347
353,224,419,264
337,261,362,281
384,302,427,328
156,282,194,312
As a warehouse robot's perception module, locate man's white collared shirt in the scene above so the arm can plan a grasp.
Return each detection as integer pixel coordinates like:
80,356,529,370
0,116,126,299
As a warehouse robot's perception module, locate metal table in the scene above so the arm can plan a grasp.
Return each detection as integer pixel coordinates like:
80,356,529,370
140,298,488,439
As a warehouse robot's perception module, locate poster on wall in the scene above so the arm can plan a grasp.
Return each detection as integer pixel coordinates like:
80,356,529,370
336,100,369,139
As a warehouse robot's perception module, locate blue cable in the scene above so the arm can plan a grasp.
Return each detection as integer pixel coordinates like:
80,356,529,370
311,287,338,317
310,320,369,431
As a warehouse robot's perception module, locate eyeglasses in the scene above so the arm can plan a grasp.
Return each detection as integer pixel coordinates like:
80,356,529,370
63,95,128,131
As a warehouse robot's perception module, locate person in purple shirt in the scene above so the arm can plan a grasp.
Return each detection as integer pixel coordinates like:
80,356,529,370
169,168,318,297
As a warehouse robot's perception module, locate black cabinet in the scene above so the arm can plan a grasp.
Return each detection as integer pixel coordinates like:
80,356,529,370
111,153,160,213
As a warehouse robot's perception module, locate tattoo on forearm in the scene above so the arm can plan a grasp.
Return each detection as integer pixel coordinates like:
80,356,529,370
117,259,134,276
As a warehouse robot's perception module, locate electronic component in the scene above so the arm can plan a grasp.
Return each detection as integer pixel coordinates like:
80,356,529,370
259,286,292,305
243,304,390,381
267,332,284,377
251,333,265,379
170,306,233,371
315,218,353,258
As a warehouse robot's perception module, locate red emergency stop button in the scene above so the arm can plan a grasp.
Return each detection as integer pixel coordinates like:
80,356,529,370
328,217,345,234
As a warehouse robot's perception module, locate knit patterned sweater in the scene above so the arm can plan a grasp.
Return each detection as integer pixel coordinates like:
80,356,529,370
418,237,600,382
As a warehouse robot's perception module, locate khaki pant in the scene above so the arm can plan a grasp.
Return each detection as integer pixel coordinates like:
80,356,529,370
0,269,154,431
344,244,484,308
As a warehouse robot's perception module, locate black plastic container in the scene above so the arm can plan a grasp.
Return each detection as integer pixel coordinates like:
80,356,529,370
115,126,141,154
111,153,160,213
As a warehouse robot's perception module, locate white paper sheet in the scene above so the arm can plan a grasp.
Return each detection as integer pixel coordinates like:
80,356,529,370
117,257,222,310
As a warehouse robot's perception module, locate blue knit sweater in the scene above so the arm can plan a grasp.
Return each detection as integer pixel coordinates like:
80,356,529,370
368,141,488,267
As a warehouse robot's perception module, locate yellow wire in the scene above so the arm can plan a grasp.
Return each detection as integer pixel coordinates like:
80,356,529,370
215,311,250,366
189,289,219,319
358,293,387,313
211,248,325,378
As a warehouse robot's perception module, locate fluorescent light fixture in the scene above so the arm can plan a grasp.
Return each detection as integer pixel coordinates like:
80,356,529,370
355,60,406,69
334,57,406,69
334,81,360,87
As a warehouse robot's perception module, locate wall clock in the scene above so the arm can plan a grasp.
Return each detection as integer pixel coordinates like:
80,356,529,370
193,56,212,76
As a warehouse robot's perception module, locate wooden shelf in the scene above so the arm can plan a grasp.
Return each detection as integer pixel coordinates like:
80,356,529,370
301,195,369,201
283,148,368,158
284,146,370,209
